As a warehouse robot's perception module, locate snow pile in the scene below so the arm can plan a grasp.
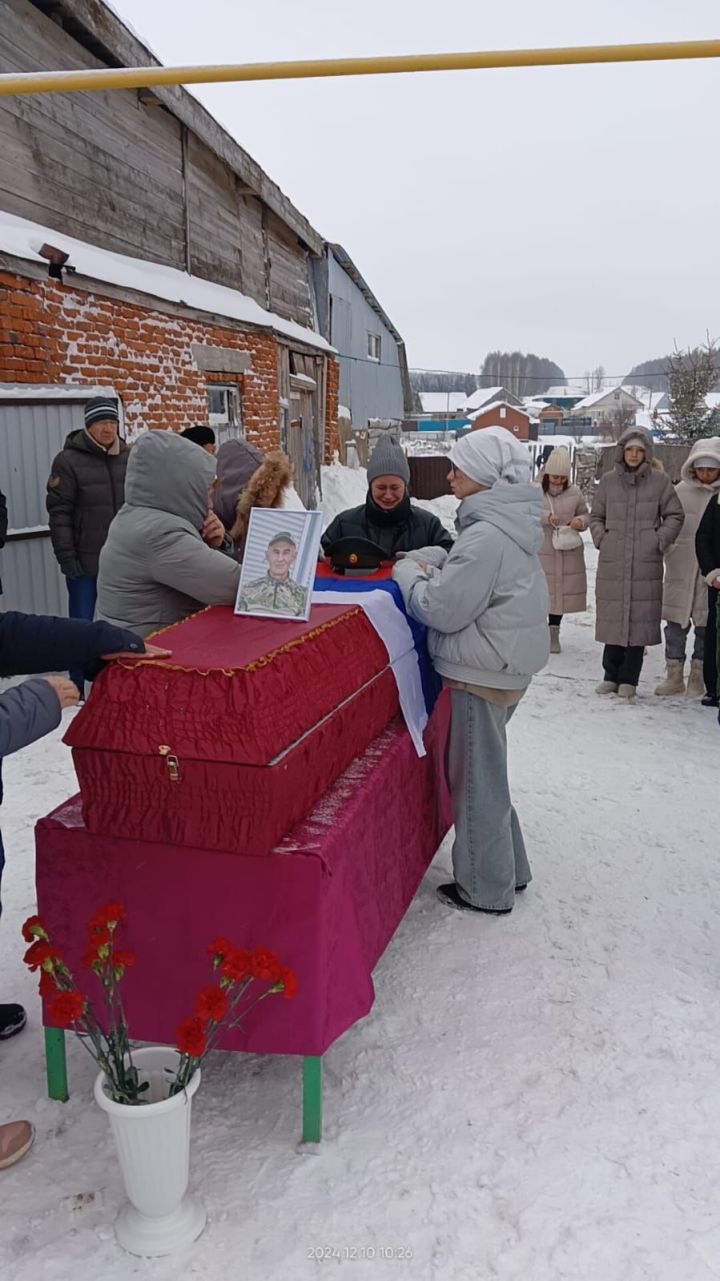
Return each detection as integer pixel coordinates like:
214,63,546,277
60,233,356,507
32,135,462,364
1,519,720,1278
413,493,458,532
320,461,368,523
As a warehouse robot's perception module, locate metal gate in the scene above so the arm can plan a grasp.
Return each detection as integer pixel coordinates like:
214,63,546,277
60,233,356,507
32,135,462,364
0,392,109,616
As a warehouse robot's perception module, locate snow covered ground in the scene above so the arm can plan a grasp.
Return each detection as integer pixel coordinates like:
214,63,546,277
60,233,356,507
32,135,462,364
1,477,720,1281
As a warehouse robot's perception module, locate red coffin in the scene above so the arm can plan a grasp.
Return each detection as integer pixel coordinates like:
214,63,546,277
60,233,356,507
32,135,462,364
65,604,399,854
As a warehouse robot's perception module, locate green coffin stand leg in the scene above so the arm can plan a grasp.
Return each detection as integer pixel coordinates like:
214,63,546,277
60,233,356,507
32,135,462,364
45,1027,68,1102
302,1055,322,1143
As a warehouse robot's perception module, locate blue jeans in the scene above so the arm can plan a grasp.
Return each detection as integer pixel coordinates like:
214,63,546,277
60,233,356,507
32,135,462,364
448,690,531,911
66,575,97,692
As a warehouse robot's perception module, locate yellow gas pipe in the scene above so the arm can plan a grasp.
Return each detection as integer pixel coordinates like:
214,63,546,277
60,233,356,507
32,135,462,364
0,40,719,97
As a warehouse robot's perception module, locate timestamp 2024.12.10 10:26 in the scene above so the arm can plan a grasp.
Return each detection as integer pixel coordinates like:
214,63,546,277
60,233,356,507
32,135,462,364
307,1246,414,1261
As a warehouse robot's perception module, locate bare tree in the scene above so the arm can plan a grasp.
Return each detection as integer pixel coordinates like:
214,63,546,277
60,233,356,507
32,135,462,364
592,364,606,392
663,336,720,444
597,404,636,442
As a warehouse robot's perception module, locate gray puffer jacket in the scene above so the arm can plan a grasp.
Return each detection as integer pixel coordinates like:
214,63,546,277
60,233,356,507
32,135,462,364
96,431,240,638
590,427,684,647
393,482,550,690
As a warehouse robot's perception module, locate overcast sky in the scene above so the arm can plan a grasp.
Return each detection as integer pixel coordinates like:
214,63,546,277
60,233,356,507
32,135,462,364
114,0,719,382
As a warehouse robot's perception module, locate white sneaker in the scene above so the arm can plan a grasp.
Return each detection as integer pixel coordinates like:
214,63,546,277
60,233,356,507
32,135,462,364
617,684,637,701
596,680,618,695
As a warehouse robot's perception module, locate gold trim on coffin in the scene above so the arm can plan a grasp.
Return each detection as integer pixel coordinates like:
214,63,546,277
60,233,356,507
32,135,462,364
113,605,363,678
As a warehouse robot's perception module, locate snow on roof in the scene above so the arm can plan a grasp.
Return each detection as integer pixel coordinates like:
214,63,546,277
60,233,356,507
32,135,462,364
463,386,505,411
0,211,332,354
0,383,117,401
419,392,468,414
543,384,587,397
523,397,556,413
468,399,529,422
573,386,643,412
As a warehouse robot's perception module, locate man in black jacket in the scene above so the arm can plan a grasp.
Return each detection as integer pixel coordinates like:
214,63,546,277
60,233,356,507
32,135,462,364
0,610,166,1168
46,397,130,692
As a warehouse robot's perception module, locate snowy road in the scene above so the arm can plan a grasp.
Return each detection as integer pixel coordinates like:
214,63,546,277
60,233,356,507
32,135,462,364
1,537,719,1281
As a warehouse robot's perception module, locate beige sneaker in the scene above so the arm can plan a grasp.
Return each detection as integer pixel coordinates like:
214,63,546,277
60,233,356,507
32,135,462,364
596,680,618,695
617,684,637,702
0,1121,35,1170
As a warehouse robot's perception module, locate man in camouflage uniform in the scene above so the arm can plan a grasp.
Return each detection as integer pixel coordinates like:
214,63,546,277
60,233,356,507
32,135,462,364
237,531,308,617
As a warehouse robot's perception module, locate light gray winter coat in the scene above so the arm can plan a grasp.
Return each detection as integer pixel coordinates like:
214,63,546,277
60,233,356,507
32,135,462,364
392,482,550,690
97,431,240,638
661,437,720,627
590,427,684,647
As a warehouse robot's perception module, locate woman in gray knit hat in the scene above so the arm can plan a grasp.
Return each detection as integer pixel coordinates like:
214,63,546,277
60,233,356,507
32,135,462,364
321,435,453,557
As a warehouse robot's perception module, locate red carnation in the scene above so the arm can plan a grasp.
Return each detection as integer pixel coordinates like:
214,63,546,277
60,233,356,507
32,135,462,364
22,914,48,942
251,947,281,983
194,985,228,1024
220,948,252,984
90,903,125,930
207,936,233,963
113,951,135,971
81,946,102,969
87,920,112,946
24,941,62,972
278,966,298,1000
176,1016,207,1059
38,970,56,999
49,991,86,1028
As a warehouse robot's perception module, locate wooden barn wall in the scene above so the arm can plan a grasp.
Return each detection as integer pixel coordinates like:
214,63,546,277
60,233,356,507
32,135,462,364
0,0,317,329
266,211,313,328
0,0,186,267
184,130,243,290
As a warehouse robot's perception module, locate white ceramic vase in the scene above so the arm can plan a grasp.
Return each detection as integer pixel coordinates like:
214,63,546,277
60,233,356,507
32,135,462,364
94,1046,206,1256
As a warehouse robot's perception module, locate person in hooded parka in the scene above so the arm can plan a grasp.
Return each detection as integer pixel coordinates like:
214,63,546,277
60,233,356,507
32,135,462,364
96,430,240,639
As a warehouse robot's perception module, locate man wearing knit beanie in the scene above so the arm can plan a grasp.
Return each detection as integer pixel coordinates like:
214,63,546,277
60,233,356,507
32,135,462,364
321,434,453,558
47,396,130,693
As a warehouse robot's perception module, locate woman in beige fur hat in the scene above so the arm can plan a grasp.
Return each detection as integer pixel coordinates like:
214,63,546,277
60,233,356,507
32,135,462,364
537,447,590,653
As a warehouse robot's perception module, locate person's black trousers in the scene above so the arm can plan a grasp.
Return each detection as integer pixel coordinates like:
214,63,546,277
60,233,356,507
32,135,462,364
602,644,645,688
704,586,719,699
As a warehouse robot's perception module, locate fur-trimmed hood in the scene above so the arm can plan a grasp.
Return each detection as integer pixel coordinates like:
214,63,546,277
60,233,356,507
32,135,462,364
229,452,293,546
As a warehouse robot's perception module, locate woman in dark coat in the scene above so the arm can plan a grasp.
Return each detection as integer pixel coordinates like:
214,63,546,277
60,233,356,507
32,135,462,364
590,427,684,700
695,485,720,707
321,436,453,558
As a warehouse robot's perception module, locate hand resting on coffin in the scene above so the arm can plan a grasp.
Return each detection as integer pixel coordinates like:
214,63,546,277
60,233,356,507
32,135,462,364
100,642,171,662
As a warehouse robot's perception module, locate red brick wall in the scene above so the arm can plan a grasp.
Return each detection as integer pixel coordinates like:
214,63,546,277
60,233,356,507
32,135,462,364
0,269,327,455
470,405,530,440
324,356,340,463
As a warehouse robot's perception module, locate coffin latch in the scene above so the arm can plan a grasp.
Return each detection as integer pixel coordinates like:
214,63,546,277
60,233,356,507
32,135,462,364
158,745,181,783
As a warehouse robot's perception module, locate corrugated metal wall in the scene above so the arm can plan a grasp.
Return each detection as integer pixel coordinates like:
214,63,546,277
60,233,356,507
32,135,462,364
327,255,404,428
0,400,83,615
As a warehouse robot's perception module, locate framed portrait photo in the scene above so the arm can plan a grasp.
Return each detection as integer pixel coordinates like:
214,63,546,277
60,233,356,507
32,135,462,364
234,508,323,622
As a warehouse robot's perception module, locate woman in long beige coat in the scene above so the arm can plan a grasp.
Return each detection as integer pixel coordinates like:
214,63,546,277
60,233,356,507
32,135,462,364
590,427,684,700
537,447,590,653
656,437,720,698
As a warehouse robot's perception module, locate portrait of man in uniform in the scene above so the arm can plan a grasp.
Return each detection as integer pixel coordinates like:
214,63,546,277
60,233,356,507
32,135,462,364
236,530,309,618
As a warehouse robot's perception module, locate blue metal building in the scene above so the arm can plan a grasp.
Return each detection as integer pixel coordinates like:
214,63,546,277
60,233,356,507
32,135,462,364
313,245,412,428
